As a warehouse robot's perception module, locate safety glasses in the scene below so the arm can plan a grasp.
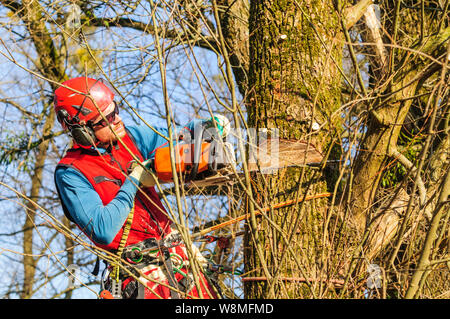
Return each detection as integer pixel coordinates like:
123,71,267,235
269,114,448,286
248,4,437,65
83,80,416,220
90,102,119,129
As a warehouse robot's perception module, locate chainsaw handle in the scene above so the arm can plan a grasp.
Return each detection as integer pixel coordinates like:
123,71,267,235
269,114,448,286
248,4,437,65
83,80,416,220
189,122,205,181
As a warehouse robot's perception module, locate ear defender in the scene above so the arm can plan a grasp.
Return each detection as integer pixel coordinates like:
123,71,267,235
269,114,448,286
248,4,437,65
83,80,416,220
70,125,97,147
57,109,97,147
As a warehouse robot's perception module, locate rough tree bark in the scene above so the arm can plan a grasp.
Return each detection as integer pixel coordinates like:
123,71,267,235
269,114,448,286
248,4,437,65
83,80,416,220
243,0,343,298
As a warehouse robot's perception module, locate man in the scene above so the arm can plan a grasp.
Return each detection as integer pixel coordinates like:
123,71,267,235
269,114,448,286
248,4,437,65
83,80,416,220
53,77,224,299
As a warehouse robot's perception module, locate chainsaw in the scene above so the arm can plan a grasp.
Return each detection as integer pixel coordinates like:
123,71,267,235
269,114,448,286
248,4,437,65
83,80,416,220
132,122,327,189
132,122,236,188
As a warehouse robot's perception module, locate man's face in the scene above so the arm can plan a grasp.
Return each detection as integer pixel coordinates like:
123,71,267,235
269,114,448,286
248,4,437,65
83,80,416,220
91,102,126,143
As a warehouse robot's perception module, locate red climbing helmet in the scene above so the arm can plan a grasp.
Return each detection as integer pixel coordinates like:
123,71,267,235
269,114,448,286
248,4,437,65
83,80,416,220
54,77,115,124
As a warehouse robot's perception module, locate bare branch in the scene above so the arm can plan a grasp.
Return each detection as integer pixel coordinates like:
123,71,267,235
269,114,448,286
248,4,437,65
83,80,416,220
344,0,374,30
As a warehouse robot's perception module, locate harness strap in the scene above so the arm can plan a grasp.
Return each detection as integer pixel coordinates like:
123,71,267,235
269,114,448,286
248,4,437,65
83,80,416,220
110,203,135,285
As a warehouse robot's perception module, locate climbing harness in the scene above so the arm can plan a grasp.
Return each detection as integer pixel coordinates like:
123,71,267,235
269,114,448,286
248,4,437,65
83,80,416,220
121,232,183,265
100,226,186,299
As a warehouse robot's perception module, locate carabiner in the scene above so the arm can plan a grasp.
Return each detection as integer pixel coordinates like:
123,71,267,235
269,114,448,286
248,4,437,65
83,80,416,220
126,247,143,264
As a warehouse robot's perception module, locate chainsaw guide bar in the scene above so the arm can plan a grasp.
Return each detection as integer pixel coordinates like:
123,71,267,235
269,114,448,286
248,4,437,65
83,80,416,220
184,138,325,189
139,134,326,190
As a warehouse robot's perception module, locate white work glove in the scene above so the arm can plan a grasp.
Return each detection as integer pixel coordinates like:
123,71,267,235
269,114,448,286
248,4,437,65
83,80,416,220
129,159,156,187
207,114,231,138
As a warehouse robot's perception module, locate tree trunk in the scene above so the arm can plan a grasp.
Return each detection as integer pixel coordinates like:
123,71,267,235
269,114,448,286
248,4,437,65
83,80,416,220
216,0,250,97
244,0,342,298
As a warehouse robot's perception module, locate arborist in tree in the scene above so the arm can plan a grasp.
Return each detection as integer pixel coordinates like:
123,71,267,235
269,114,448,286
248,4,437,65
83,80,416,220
53,77,226,299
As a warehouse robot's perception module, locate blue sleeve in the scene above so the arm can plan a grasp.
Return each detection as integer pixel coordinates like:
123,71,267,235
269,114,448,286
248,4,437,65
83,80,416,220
55,167,139,245
127,119,207,160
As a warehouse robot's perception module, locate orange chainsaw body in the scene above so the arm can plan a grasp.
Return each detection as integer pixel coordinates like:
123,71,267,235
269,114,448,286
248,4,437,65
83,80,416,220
153,142,212,182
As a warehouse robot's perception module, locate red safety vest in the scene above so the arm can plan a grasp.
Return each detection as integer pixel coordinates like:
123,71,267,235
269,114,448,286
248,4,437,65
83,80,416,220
56,131,171,251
